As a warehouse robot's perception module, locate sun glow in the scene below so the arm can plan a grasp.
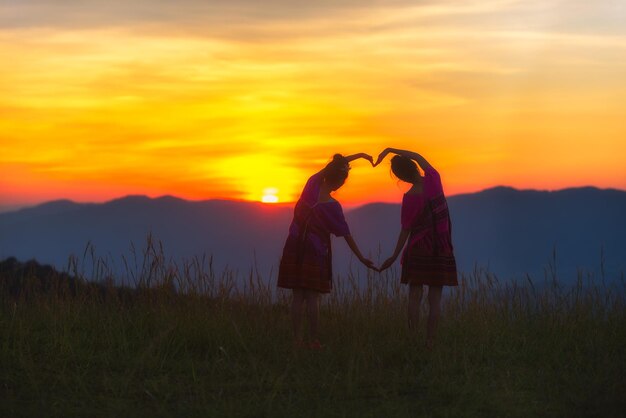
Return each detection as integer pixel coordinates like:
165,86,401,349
261,188,279,203
1,1,625,209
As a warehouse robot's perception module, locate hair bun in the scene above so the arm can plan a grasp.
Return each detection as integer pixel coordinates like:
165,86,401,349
324,154,350,191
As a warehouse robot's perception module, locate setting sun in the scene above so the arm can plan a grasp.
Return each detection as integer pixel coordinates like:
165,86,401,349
261,188,279,204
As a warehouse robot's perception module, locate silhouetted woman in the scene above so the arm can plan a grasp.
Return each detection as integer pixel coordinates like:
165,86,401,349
376,148,458,349
278,153,375,349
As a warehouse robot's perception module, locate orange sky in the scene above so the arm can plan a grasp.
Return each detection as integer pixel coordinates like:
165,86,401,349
1,0,625,209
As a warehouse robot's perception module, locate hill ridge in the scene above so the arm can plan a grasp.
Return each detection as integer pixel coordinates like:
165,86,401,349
1,187,624,284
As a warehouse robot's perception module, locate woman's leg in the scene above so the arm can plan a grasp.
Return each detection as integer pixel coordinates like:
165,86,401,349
291,288,305,343
408,284,423,333
304,290,321,342
426,285,443,349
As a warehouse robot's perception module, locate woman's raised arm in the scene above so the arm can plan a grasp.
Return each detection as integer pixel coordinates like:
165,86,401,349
344,153,374,166
374,148,434,172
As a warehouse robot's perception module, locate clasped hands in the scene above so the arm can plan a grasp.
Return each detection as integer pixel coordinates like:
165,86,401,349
359,255,397,273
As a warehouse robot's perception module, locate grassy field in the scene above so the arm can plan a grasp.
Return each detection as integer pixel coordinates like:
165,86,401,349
1,253,625,417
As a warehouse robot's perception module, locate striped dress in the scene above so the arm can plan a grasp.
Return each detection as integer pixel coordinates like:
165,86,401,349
277,172,351,293
400,167,458,287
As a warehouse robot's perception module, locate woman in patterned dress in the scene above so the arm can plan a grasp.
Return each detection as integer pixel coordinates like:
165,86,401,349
278,153,376,349
376,148,458,349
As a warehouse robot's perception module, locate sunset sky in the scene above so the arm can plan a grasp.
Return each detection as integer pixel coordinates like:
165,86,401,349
1,0,625,210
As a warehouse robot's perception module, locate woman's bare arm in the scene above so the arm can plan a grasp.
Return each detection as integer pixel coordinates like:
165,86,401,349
344,235,376,269
344,153,374,166
374,147,434,172
379,228,410,271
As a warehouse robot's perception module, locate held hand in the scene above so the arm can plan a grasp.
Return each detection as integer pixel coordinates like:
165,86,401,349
379,256,396,272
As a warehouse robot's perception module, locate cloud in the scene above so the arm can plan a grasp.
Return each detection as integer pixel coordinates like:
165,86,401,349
4,0,623,37
0,0,419,31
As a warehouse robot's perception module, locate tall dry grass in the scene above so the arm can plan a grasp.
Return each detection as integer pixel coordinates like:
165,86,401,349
1,236,624,417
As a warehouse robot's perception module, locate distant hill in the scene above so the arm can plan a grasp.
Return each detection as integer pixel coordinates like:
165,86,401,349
446,186,626,281
0,195,294,280
1,187,625,285
341,186,626,283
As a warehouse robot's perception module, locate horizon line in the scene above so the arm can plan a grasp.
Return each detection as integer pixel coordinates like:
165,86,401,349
2,184,624,214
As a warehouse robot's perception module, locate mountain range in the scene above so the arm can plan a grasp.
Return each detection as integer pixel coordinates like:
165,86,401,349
1,187,625,286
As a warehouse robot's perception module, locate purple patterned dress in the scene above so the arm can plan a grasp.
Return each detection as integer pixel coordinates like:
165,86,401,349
277,172,350,293
400,167,458,286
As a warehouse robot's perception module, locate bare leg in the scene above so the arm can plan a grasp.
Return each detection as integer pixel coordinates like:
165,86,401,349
426,286,443,349
304,290,321,342
408,284,423,333
291,289,305,343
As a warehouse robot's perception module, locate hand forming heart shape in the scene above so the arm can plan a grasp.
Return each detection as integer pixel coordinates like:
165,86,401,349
356,148,395,169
